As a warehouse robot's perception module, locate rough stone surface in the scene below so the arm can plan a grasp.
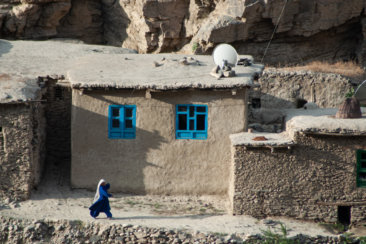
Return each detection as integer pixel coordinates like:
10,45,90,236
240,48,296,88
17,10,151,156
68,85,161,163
0,102,46,201
247,70,355,132
232,131,366,224
252,70,355,109
0,216,347,244
1,1,365,65
0,0,71,40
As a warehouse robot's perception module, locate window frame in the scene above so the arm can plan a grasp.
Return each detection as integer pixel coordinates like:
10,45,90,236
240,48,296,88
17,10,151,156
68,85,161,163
108,105,136,139
356,149,366,187
175,104,208,140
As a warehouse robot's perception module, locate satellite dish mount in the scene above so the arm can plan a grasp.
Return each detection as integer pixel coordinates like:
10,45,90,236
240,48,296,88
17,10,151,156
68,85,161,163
211,44,238,79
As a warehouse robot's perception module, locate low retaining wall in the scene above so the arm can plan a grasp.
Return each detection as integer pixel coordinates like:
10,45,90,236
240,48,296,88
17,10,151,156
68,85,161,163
0,216,346,244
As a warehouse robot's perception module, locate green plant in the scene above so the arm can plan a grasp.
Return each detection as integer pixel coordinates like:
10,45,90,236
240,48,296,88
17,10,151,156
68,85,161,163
341,232,355,244
124,199,141,207
154,203,163,209
319,222,347,234
358,236,366,244
192,42,199,52
345,87,355,98
260,223,298,244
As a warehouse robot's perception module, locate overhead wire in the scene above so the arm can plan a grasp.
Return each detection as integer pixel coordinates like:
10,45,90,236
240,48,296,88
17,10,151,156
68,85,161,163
260,0,289,64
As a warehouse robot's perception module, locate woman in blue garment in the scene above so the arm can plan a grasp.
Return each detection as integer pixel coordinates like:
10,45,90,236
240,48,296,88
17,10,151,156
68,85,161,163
89,179,113,219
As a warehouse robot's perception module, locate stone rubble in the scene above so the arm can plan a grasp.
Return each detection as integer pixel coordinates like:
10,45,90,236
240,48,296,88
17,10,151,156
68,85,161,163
0,216,352,244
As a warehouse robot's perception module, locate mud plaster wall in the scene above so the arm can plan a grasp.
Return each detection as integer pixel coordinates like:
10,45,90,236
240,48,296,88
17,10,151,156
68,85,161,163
0,103,46,201
232,133,366,224
71,89,248,195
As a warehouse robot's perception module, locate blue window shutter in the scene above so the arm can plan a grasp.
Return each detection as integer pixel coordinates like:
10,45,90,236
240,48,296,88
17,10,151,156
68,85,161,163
108,105,136,139
176,104,207,140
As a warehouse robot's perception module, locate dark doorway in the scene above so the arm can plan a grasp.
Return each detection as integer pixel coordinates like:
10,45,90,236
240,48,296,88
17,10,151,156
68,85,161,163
251,98,261,109
338,206,351,226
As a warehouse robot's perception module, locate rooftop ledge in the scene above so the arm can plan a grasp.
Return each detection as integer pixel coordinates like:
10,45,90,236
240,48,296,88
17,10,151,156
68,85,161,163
230,132,295,148
67,54,264,90
285,108,366,136
0,40,264,103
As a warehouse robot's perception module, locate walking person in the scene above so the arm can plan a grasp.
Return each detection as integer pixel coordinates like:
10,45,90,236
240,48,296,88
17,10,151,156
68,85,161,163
89,179,113,219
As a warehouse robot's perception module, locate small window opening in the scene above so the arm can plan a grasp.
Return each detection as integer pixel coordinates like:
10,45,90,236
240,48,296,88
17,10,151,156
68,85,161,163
0,127,2,132
178,106,187,112
189,119,195,130
125,119,133,129
338,206,351,227
178,114,187,130
251,98,261,109
362,153,366,160
112,108,119,117
55,86,63,100
112,119,120,128
296,98,308,108
196,115,205,130
125,108,133,118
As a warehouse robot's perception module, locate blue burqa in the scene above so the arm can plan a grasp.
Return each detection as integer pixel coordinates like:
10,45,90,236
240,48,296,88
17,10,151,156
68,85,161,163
89,183,112,218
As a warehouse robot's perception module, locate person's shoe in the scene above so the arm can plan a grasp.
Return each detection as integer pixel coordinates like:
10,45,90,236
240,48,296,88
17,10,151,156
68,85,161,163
107,217,113,220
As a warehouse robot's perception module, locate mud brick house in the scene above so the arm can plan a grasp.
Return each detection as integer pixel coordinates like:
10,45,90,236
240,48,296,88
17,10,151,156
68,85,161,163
230,109,366,225
66,54,263,195
0,75,46,201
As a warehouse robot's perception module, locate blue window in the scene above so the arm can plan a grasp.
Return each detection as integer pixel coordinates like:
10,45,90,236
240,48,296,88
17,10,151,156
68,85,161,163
176,104,208,139
108,105,136,139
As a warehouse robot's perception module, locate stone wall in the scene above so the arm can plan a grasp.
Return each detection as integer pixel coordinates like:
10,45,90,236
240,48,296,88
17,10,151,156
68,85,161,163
0,216,346,244
248,70,355,132
0,102,46,201
232,132,366,224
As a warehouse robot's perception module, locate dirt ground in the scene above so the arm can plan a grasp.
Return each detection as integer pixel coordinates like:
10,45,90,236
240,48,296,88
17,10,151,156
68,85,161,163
0,161,365,238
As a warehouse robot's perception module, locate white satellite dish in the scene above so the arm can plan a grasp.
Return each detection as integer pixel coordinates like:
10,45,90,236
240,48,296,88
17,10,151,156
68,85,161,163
213,44,238,69
355,80,366,105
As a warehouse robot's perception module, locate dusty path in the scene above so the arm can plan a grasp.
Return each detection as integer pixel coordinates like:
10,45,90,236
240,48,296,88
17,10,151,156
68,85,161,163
0,159,341,238
0,185,337,238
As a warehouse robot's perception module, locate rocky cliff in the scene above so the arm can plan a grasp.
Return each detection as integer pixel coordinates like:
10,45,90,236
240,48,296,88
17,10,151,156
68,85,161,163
0,0,365,65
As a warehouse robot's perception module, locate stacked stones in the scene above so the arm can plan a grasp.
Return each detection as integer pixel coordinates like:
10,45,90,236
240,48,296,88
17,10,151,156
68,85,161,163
0,216,356,244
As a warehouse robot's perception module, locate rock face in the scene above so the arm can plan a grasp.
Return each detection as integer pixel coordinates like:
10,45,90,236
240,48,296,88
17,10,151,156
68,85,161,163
0,0,366,65
0,0,71,40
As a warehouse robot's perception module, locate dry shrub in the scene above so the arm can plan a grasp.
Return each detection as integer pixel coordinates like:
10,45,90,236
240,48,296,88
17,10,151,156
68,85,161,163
277,61,366,81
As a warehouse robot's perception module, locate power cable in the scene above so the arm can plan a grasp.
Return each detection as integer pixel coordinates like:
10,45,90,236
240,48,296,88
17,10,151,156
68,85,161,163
260,0,289,64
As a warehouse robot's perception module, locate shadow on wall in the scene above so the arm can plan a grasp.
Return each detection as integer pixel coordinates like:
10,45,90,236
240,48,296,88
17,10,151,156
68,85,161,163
71,104,167,195
0,40,12,57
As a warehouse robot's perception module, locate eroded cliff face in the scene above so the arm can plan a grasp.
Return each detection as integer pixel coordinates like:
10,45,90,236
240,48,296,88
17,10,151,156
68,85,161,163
0,0,365,65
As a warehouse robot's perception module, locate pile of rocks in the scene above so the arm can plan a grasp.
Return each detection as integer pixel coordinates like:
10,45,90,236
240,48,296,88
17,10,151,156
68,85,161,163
0,216,357,244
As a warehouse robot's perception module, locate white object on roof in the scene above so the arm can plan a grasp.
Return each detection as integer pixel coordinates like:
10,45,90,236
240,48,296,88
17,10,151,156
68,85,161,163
213,44,238,69
355,80,366,104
